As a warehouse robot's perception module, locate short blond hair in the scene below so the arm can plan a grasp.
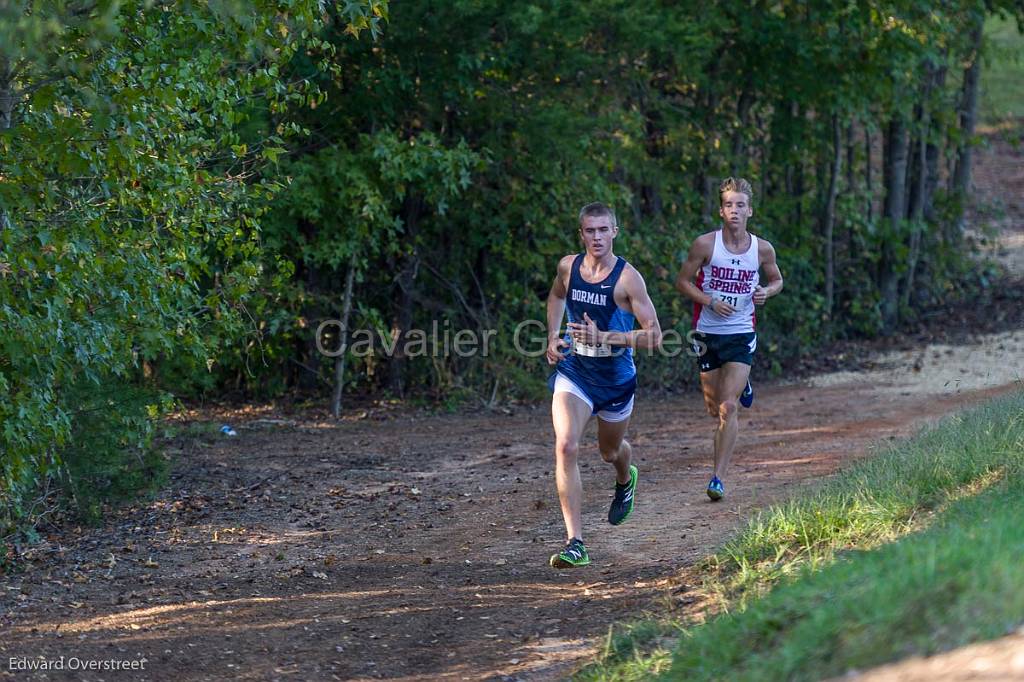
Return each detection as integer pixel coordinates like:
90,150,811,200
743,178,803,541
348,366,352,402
719,177,753,206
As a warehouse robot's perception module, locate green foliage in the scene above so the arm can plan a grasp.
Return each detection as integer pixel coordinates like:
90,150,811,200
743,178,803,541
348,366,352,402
271,129,480,270
58,381,171,525
199,1,1023,403
981,14,1024,122
3,1,1021,553
0,0,388,540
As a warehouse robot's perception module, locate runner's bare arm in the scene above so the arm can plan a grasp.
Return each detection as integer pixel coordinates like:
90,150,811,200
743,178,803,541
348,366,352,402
614,267,662,349
545,255,574,364
753,239,783,305
675,233,730,313
569,266,662,350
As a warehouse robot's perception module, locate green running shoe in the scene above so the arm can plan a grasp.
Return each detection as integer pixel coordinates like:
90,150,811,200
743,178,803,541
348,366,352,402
549,537,590,569
707,476,724,501
608,464,638,526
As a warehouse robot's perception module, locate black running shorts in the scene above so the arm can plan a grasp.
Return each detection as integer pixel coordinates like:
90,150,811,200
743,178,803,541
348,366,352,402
692,331,757,372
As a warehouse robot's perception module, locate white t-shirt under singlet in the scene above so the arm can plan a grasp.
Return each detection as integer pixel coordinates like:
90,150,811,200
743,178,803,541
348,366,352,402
694,229,760,335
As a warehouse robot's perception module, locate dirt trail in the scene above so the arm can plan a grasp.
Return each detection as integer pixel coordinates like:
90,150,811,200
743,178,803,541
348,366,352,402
838,631,1024,681
971,121,1024,276
1,373,1021,682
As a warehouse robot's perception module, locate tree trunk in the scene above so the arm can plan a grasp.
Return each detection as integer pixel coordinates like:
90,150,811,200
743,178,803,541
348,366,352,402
950,19,983,243
640,96,665,219
693,84,717,223
881,116,909,332
786,102,804,227
388,196,423,396
903,127,916,220
0,58,13,233
331,254,357,418
904,63,936,309
864,126,874,223
924,66,947,223
299,235,322,392
845,120,855,192
0,54,12,122
793,160,804,227
730,86,754,174
640,182,662,220
903,131,927,310
822,114,842,321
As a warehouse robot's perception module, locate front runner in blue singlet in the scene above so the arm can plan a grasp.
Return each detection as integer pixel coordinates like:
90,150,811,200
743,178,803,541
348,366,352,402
675,177,784,501
544,202,663,569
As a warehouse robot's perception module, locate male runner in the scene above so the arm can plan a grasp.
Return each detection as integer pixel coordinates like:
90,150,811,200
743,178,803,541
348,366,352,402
675,177,783,501
545,202,662,568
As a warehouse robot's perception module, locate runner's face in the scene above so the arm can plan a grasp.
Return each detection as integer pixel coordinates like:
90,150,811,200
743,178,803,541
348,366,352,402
579,215,617,258
719,191,753,230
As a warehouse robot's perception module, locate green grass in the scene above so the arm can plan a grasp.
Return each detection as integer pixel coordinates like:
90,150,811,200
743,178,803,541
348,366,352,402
712,395,1022,604
576,389,1024,681
669,472,1024,680
577,621,681,681
982,15,1024,123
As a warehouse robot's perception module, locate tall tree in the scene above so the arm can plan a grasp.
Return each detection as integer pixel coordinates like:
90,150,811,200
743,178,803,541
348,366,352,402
951,13,985,243
881,115,910,331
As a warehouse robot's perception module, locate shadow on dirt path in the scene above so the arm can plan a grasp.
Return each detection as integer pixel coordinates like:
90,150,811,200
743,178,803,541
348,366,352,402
2,375,1021,681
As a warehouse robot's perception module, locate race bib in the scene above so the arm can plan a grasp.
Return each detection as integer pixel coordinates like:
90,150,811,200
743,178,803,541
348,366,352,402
573,339,613,357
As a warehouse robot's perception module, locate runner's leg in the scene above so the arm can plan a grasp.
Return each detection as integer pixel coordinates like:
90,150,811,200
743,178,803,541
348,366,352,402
700,368,720,416
599,413,640,525
552,391,593,541
596,416,632,485
699,368,722,465
712,361,751,479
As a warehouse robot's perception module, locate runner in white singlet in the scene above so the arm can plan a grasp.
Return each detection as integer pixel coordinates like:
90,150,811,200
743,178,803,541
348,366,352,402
675,177,784,501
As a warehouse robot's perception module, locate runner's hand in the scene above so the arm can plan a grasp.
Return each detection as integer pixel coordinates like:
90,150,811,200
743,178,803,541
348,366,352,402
567,312,602,345
753,285,768,305
546,336,569,365
709,299,736,315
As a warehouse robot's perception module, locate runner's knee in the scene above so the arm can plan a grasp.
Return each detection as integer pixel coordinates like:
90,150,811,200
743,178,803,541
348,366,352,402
705,399,718,417
555,440,579,462
719,399,738,419
599,444,619,462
